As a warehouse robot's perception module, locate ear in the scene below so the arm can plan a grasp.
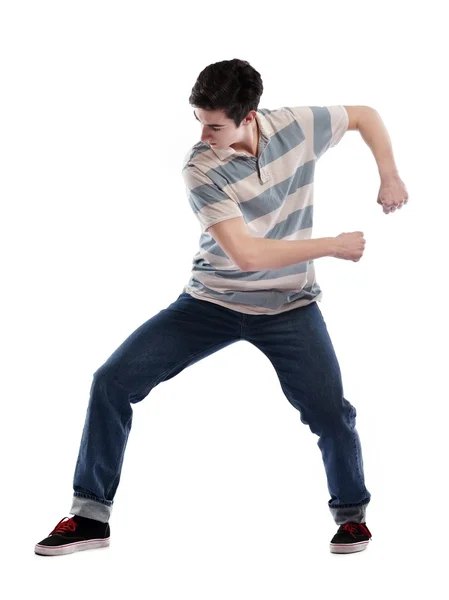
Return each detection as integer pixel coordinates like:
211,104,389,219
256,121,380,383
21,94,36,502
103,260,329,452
243,110,257,126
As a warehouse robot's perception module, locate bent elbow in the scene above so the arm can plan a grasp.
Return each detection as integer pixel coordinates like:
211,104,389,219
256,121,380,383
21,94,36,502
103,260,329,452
238,259,251,272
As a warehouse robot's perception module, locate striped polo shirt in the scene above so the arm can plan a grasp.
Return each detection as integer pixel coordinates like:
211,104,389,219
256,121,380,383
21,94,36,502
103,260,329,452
181,105,349,315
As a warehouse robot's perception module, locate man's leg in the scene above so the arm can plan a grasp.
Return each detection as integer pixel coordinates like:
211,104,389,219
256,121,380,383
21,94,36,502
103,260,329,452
70,292,243,522
244,301,371,525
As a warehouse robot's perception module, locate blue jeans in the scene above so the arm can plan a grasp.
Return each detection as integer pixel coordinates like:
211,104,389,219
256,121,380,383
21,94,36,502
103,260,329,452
70,292,371,525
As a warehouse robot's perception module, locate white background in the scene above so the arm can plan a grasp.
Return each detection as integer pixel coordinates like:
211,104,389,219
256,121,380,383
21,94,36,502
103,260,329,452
1,0,448,598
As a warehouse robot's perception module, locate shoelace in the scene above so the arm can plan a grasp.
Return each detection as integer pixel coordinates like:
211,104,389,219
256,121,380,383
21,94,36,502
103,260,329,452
50,517,78,536
340,522,372,538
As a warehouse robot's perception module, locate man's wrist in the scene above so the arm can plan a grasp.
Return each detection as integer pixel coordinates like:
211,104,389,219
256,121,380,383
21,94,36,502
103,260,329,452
380,169,400,184
325,237,338,258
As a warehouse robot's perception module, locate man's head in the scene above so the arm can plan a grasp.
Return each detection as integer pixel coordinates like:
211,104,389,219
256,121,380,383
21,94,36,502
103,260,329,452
189,58,263,150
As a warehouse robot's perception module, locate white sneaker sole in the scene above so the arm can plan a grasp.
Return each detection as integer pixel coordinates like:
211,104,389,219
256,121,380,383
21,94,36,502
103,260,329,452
330,540,370,554
35,537,110,556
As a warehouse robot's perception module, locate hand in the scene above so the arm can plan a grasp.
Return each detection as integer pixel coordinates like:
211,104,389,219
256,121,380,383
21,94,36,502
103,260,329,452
333,232,366,262
377,175,409,214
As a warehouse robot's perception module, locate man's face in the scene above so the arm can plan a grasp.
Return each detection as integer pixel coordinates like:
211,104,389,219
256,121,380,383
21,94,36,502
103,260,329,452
193,108,242,149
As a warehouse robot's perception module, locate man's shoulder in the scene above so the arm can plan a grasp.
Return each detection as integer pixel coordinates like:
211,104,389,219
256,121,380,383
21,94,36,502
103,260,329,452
182,142,210,171
257,106,303,134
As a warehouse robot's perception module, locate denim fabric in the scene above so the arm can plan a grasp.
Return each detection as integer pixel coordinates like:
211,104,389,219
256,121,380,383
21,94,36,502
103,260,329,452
70,293,371,524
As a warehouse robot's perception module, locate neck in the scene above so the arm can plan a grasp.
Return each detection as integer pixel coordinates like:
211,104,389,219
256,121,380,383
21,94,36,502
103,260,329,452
231,117,260,157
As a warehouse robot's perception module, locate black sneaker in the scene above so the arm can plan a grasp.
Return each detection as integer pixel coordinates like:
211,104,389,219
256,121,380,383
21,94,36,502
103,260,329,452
329,521,372,554
34,515,110,556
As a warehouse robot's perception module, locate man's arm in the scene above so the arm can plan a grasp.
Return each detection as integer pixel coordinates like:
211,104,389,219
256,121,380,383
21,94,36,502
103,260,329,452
244,235,337,271
344,105,399,182
208,217,336,271
344,106,408,213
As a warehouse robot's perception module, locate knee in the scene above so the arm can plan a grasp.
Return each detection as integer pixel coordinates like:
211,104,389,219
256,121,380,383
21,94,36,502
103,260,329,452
90,360,131,399
92,364,117,386
303,397,357,432
321,399,357,428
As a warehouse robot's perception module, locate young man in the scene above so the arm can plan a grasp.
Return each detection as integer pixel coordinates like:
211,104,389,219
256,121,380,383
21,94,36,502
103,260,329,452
35,59,408,557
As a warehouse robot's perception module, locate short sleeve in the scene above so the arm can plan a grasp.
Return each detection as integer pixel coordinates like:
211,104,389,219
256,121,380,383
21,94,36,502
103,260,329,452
182,165,244,233
288,105,349,160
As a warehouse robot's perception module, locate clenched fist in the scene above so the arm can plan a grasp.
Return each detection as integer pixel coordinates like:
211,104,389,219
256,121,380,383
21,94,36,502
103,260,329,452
333,232,366,262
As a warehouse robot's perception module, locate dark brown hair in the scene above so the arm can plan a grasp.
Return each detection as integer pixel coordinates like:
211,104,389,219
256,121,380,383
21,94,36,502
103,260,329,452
189,58,264,128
